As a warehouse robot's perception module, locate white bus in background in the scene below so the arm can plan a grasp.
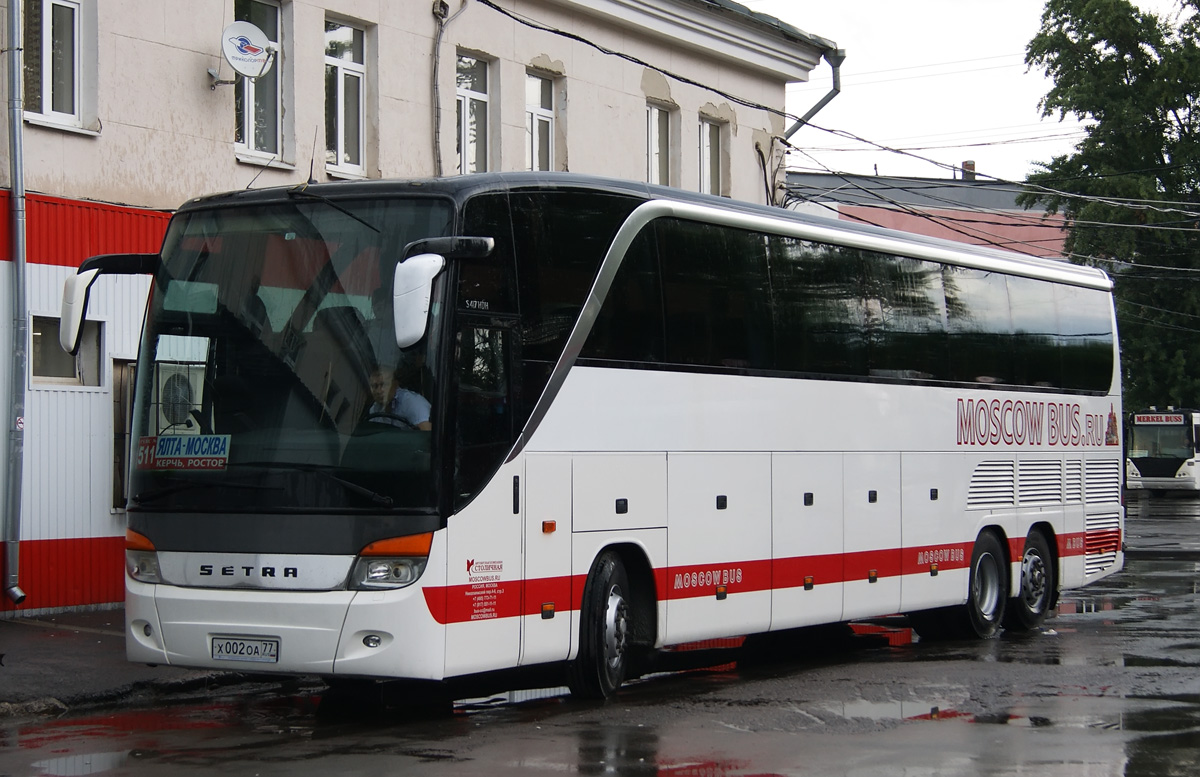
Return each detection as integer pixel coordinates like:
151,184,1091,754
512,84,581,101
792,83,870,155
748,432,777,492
1126,409,1200,492
60,173,1124,700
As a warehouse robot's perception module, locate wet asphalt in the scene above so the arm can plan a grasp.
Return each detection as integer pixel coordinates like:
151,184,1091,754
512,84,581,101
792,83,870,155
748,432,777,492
0,496,1196,721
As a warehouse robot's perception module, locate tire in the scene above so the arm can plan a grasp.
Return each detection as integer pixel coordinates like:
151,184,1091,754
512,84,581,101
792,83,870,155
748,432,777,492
1003,531,1055,632
911,532,1008,641
965,531,1008,639
567,551,631,700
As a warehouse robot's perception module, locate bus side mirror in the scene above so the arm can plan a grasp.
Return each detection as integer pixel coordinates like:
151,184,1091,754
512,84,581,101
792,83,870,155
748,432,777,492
393,253,445,349
60,253,160,354
60,269,101,354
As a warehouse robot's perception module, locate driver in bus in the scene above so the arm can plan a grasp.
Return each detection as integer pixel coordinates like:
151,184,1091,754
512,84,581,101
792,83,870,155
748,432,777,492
367,362,432,431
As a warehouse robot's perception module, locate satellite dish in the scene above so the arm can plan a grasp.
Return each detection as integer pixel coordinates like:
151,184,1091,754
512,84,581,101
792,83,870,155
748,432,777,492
221,21,275,78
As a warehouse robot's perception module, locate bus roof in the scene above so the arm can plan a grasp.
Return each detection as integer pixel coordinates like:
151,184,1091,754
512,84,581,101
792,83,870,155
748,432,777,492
178,172,1111,289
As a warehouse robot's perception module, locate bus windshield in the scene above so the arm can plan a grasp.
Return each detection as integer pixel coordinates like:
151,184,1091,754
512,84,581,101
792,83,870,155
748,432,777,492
128,195,454,513
1129,423,1195,460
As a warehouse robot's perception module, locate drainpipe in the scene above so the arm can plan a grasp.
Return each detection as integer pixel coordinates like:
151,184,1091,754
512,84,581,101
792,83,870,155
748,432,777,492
4,0,28,605
784,48,847,140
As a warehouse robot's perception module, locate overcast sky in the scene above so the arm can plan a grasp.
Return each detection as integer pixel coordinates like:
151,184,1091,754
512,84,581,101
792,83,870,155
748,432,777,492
740,0,1180,182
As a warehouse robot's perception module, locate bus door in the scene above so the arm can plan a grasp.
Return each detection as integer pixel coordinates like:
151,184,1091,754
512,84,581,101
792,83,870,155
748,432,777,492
665,453,772,645
443,320,524,677
771,454,845,630
842,453,902,620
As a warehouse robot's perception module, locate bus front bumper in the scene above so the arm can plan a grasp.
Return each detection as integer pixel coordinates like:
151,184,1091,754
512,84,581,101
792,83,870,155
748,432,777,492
126,578,447,680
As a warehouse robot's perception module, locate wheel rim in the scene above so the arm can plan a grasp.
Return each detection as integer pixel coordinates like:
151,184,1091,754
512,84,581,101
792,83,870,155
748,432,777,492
973,551,1002,623
603,584,629,672
1020,548,1049,614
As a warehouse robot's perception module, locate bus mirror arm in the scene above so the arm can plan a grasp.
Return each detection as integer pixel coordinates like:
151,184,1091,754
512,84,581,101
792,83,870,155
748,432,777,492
60,253,160,355
393,253,446,349
402,236,494,261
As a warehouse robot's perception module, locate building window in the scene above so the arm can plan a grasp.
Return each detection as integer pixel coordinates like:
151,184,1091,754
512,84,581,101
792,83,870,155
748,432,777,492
325,20,365,175
700,119,723,195
647,104,672,185
234,0,281,157
31,316,100,386
526,73,554,172
456,54,489,174
23,0,98,129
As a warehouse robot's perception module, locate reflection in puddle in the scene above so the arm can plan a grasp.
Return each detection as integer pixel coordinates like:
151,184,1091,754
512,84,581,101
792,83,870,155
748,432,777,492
816,698,968,723
30,751,128,777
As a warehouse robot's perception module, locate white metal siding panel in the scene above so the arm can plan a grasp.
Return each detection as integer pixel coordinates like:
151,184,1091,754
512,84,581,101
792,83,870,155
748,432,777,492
21,265,150,543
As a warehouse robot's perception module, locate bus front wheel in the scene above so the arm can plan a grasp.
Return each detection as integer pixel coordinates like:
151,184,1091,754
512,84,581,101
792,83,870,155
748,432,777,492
965,531,1008,639
567,551,630,700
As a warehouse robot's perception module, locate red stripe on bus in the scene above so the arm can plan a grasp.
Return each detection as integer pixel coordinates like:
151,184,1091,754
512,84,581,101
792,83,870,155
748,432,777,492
421,533,1119,625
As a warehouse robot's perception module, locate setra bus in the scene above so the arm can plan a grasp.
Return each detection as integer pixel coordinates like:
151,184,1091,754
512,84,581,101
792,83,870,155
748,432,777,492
60,173,1124,699
1125,408,1200,492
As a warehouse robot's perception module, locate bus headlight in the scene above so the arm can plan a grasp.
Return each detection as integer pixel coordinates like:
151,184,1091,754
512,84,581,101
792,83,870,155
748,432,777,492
350,532,434,591
352,557,427,589
125,529,161,584
126,550,161,583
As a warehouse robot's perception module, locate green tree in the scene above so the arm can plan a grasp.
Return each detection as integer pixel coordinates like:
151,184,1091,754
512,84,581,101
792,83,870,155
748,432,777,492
1022,0,1200,410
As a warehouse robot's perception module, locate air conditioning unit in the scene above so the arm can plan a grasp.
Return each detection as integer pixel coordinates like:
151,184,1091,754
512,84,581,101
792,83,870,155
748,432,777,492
155,362,206,434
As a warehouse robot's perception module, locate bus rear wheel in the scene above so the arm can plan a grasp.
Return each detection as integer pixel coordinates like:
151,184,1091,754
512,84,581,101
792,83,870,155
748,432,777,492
1003,531,1055,632
567,551,630,700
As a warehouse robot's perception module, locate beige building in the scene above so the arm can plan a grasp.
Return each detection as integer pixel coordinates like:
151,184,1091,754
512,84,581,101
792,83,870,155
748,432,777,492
13,0,837,208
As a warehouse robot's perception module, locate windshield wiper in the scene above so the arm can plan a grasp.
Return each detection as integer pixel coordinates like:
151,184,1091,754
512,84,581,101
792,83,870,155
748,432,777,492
132,476,281,506
285,187,381,233
231,462,394,507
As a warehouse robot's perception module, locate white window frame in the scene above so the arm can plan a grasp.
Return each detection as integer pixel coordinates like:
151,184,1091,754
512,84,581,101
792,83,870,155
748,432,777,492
31,315,101,387
235,0,283,160
699,118,724,196
23,0,98,133
647,104,673,186
325,19,366,177
456,53,490,174
525,73,555,172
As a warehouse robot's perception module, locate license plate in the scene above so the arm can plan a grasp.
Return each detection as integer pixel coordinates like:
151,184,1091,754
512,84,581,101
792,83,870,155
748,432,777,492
211,635,279,663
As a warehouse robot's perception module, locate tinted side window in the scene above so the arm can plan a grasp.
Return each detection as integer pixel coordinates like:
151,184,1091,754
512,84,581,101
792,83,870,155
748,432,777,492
769,237,867,377
582,228,665,363
862,252,948,381
659,219,773,370
453,322,514,507
1008,275,1060,388
1057,284,1114,392
512,192,642,363
944,267,1013,385
458,194,518,316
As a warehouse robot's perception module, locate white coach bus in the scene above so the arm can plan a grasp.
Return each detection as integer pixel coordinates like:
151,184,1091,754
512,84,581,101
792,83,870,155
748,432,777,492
60,173,1123,699
1126,408,1200,491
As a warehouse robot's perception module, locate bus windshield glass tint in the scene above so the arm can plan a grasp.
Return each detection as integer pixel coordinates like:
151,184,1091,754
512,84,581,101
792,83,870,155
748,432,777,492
128,197,453,512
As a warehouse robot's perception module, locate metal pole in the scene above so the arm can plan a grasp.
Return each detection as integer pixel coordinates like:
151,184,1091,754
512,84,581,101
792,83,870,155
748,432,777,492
5,0,28,605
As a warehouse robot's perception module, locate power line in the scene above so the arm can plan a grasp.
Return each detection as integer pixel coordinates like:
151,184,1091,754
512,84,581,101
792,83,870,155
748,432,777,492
789,124,1200,220
476,0,1200,230
789,61,1027,90
792,130,1089,154
786,53,1023,85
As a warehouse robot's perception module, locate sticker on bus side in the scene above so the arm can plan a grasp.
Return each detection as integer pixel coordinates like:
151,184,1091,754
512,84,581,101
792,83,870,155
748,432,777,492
137,435,231,471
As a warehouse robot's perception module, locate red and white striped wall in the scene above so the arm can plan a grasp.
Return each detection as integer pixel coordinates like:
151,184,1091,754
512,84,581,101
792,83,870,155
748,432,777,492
1,192,170,616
